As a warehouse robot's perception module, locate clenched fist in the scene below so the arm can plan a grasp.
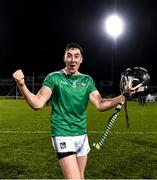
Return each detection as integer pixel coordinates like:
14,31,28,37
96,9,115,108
13,69,25,86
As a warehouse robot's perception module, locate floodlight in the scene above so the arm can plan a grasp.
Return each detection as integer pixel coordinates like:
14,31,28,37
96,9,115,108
104,14,124,39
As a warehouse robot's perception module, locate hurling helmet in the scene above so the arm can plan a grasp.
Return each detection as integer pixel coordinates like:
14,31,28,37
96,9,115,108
120,67,150,95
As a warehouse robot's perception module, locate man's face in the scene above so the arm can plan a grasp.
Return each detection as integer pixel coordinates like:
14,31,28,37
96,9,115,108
64,48,83,75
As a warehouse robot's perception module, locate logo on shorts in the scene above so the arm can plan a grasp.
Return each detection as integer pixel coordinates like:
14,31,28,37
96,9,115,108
60,142,66,149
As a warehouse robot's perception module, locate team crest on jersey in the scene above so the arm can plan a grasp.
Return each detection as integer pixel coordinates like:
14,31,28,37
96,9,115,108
81,82,87,86
60,142,66,149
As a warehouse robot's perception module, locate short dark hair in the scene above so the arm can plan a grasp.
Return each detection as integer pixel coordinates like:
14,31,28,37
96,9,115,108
64,42,83,57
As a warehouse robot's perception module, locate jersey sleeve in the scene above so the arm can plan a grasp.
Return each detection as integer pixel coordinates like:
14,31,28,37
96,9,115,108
42,73,55,91
89,76,97,93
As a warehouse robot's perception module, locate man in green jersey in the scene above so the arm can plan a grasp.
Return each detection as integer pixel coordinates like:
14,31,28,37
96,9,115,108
13,43,126,179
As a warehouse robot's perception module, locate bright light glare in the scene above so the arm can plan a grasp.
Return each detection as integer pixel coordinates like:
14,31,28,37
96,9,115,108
105,15,124,38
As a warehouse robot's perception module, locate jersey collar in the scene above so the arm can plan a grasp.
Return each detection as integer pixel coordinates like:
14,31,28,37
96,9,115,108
62,68,80,76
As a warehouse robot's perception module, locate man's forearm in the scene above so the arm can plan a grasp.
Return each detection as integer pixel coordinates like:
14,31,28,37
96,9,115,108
98,95,125,112
18,84,42,109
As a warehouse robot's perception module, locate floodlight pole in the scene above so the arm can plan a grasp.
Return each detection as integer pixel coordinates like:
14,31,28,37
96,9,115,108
104,13,124,96
111,38,117,96
111,40,114,95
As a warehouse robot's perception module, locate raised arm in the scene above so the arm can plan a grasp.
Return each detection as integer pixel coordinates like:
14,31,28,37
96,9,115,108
12,69,52,110
89,90,125,112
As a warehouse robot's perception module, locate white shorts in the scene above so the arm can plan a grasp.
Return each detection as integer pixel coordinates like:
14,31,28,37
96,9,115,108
51,134,90,157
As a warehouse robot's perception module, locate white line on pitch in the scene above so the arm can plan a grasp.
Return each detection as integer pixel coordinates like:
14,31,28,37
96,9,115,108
89,131,157,134
0,130,49,134
0,130,157,135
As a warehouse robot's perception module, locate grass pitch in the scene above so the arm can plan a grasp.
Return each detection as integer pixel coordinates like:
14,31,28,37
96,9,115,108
0,99,157,179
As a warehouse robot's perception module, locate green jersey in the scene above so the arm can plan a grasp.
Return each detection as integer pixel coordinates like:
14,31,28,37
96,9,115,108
42,69,97,136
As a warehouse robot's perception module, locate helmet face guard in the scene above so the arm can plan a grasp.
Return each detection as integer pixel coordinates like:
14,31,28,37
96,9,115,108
120,67,150,95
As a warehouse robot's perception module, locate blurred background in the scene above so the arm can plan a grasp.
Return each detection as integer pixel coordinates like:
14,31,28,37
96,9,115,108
0,0,157,97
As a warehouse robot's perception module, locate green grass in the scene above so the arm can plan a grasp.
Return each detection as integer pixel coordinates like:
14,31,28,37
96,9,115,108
0,99,157,179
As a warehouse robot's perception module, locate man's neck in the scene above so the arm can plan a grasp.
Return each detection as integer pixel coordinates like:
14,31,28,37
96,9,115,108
64,68,78,76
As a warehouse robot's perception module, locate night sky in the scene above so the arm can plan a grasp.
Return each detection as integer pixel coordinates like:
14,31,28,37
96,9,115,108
0,0,157,89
